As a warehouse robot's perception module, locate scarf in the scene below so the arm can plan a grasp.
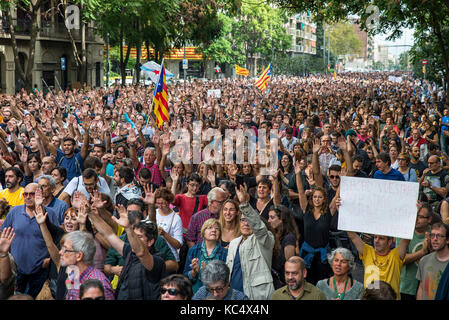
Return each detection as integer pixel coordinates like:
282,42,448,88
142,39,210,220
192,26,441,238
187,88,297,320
116,182,142,200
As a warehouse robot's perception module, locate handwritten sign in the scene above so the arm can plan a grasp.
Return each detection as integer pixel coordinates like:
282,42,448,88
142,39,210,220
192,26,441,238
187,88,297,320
338,176,419,239
207,89,221,98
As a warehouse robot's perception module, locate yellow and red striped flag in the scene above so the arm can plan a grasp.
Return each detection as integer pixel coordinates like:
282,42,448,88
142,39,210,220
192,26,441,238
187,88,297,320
235,64,249,76
254,63,271,90
153,60,169,128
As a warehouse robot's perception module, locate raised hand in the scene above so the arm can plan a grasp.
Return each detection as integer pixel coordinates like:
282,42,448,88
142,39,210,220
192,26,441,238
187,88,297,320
90,190,107,210
20,148,28,163
337,136,347,151
71,191,86,210
127,129,137,145
312,138,321,154
141,183,156,205
294,160,302,175
207,169,216,185
112,204,129,228
77,198,90,225
35,206,48,225
235,183,250,204
170,171,179,182
34,187,44,208
0,227,15,254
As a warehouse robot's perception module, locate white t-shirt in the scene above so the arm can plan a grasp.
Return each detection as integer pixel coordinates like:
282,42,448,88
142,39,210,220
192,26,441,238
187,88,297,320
63,176,111,199
156,209,183,261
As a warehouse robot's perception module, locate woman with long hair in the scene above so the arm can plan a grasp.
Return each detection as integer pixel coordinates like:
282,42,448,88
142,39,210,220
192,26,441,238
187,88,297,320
52,166,67,198
268,204,300,289
295,156,338,285
218,199,241,249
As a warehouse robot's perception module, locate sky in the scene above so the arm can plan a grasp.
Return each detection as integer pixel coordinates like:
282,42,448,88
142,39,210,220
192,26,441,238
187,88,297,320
374,28,414,57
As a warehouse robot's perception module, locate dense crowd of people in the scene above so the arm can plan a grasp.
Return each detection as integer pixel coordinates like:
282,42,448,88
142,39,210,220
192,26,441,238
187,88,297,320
0,71,449,301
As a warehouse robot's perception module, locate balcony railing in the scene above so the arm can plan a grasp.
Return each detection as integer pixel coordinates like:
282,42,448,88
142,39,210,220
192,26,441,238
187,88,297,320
40,21,97,42
0,18,98,42
0,16,32,35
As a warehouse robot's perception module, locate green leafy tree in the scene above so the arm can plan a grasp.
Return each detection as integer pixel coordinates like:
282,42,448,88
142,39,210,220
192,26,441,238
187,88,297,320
202,2,291,76
271,0,449,100
328,22,362,57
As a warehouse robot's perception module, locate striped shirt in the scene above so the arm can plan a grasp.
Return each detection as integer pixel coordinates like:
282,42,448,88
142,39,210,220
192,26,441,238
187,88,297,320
65,266,115,300
185,208,219,244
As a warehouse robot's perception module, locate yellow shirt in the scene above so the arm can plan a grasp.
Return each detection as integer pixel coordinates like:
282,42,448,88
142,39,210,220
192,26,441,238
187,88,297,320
0,187,25,209
360,243,404,300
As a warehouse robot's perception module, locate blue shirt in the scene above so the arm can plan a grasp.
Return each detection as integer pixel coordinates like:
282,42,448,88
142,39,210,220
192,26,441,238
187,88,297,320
373,168,406,181
442,116,449,132
47,197,69,225
56,150,84,181
192,286,248,300
1,205,60,274
230,246,244,293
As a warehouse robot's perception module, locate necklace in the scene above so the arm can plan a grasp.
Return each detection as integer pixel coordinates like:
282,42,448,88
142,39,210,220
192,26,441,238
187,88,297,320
333,276,349,300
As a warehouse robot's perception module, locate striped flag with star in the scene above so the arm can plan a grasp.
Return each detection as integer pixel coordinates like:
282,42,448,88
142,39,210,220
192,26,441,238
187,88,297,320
254,63,271,90
235,64,249,76
153,59,169,128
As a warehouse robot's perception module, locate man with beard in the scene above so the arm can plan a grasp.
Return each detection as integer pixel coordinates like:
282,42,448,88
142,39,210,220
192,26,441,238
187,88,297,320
271,256,326,300
113,166,141,208
417,222,449,300
0,167,24,208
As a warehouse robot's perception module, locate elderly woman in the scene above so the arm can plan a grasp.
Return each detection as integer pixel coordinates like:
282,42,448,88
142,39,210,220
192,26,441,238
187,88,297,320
160,274,193,300
183,218,228,293
226,185,275,300
192,260,248,300
316,248,364,300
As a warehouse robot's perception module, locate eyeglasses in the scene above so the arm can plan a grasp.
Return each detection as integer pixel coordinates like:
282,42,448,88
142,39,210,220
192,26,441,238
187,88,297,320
160,288,180,296
116,150,125,154
214,199,225,204
206,285,225,294
82,296,105,301
329,175,340,179
430,233,446,239
417,215,430,219
61,248,78,254
240,217,248,223
23,192,35,197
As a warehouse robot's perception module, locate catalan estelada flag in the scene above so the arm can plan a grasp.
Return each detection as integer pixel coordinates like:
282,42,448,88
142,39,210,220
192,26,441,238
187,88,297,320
235,64,249,76
153,61,169,128
254,63,271,90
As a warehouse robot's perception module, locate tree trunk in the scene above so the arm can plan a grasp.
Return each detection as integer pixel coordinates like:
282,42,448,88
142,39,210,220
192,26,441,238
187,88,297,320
6,1,42,92
80,20,87,84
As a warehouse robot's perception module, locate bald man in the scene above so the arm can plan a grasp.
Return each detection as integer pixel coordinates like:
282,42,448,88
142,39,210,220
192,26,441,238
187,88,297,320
1,183,60,298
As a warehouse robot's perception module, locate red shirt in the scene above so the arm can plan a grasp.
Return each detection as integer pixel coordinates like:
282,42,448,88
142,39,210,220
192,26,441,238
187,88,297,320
173,194,208,231
407,136,428,148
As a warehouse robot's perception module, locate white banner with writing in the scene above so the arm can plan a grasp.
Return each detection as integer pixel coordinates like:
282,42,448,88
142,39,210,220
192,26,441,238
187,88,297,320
338,176,419,239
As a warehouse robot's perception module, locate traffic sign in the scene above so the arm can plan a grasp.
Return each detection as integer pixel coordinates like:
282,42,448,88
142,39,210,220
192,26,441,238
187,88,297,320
182,59,188,70
422,60,427,65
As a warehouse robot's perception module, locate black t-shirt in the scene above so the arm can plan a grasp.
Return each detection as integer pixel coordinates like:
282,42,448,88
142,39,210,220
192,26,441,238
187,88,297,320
249,196,273,221
303,204,332,248
288,171,310,206
272,232,296,284
116,242,165,300
409,161,427,177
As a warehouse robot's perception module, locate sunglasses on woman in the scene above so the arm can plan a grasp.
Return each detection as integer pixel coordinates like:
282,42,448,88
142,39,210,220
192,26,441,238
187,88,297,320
160,288,180,296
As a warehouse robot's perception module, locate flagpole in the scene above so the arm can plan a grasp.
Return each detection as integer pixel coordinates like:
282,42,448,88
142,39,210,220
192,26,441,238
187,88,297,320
145,58,165,130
